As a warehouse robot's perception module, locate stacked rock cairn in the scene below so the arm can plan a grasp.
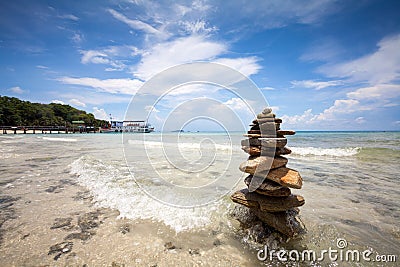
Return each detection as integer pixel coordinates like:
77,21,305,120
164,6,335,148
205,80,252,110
230,107,306,237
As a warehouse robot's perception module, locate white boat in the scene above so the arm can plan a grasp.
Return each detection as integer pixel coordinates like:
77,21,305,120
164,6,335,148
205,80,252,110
100,116,154,133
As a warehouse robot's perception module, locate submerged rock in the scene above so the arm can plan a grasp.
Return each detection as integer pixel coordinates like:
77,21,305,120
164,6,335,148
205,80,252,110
50,217,73,230
78,211,101,231
65,231,93,241
48,241,73,260
251,208,306,237
164,241,176,250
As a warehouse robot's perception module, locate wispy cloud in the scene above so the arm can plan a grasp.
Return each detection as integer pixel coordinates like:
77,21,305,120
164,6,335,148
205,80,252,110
108,9,168,39
300,39,344,62
291,79,343,90
79,46,140,71
318,34,400,84
346,84,400,100
57,77,143,95
58,14,79,21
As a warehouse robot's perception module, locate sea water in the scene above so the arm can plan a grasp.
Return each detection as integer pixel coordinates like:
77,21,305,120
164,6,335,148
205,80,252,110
0,131,399,265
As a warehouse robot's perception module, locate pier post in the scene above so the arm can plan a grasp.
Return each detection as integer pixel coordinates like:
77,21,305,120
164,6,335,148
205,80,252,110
33,129,35,134
23,128,26,134
13,129,16,134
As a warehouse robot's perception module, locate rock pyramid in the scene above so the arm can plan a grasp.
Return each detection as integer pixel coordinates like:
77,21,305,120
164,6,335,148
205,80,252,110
231,108,306,237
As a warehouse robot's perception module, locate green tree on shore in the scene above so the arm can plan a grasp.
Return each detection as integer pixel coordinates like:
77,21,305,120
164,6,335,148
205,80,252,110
0,96,108,127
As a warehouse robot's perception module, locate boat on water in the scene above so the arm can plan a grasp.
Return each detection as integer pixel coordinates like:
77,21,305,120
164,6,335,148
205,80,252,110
100,118,154,133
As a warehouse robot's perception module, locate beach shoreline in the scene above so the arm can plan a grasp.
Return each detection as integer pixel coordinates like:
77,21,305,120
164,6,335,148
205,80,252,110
1,132,399,266
0,160,258,266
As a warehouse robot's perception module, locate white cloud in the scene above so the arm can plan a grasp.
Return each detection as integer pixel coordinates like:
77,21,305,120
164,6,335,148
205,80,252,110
314,99,363,121
8,86,25,94
69,98,86,107
318,34,400,84
224,97,249,112
92,107,109,120
282,99,364,126
108,9,168,39
281,109,315,125
291,79,343,90
51,100,65,105
36,65,49,69
57,77,143,95
346,84,400,100
355,117,366,124
132,35,227,80
214,57,261,77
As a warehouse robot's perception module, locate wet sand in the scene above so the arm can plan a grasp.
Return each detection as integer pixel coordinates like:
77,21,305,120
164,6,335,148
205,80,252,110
0,173,259,266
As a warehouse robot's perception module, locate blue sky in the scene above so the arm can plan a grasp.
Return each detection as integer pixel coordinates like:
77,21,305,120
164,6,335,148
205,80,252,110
0,0,399,131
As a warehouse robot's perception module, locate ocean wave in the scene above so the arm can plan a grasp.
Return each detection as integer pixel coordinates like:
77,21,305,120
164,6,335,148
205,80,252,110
41,137,78,142
128,139,235,151
289,146,360,157
70,156,222,232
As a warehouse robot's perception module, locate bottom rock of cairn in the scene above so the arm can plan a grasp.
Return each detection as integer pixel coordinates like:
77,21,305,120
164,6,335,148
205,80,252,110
231,108,306,238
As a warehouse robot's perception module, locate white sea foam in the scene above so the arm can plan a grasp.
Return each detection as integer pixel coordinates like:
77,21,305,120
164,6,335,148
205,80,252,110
127,139,236,151
70,156,223,232
289,146,360,157
41,137,78,142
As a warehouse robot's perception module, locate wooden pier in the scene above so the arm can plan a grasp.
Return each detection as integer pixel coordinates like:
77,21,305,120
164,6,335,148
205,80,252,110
0,126,98,134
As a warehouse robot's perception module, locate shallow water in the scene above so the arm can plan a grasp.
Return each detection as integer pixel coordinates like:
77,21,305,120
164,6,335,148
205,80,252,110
0,131,399,266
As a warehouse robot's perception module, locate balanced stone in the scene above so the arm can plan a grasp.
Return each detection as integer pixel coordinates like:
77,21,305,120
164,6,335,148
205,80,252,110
260,138,287,148
243,134,276,138
241,146,292,156
257,113,275,119
265,167,303,189
230,189,305,212
232,108,306,237
241,138,287,148
253,118,282,124
239,156,288,174
277,130,296,136
250,123,281,131
262,107,273,114
244,175,291,197
251,208,305,237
